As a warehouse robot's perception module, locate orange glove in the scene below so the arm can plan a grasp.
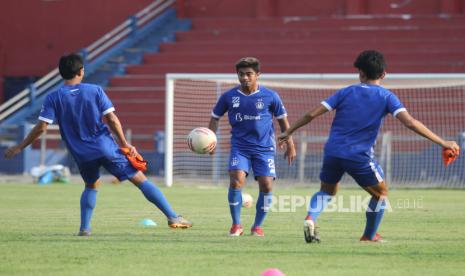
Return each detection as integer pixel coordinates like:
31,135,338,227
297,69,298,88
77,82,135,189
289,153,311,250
120,147,147,172
442,147,460,167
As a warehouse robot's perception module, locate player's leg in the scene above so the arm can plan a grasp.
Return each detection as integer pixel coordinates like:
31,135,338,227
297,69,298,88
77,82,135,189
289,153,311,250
304,156,344,243
347,159,387,241
360,181,388,241
77,159,102,236
228,170,247,236
227,149,250,236
103,152,191,228
251,176,273,236
250,152,276,236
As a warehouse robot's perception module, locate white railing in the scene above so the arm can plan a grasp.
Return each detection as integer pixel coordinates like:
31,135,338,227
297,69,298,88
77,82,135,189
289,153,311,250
0,0,175,123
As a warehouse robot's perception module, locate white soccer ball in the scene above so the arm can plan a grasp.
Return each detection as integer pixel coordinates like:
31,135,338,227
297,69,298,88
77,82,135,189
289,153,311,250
187,127,217,154
242,193,253,208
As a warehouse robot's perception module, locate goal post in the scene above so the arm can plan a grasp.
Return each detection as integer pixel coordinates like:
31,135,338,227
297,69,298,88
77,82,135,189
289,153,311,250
165,73,465,188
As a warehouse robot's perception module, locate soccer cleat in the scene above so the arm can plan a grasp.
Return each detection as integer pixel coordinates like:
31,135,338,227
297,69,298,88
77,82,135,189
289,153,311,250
303,219,320,243
77,230,91,237
168,216,193,229
360,233,383,242
251,226,264,237
229,224,244,236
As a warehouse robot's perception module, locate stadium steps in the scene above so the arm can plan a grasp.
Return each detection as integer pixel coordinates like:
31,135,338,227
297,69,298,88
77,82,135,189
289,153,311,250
106,15,465,150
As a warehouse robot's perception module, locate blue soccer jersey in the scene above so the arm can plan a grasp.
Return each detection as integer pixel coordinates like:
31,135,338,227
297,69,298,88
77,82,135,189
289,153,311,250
38,83,119,164
322,83,406,161
212,85,287,151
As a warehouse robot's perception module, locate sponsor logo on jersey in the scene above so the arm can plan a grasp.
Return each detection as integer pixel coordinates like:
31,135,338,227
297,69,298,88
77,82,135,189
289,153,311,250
235,113,261,122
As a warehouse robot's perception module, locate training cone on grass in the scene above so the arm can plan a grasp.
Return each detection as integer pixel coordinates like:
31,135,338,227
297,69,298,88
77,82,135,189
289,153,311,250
140,218,157,227
261,268,285,276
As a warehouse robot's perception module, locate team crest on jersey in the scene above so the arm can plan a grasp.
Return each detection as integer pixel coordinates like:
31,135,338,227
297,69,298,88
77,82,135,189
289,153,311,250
255,99,264,110
232,97,240,108
231,157,239,166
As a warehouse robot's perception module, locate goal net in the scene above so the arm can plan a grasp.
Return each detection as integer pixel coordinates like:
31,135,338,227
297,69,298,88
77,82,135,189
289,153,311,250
165,74,465,188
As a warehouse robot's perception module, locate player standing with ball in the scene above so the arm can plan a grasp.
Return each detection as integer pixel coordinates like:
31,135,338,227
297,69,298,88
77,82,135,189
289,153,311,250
208,57,296,237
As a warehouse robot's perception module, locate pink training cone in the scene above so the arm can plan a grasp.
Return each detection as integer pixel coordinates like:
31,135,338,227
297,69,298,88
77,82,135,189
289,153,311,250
261,268,285,276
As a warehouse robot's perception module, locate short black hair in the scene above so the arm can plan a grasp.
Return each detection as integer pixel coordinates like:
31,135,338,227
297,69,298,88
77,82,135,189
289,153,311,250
353,50,386,80
235,57,260,73
58,54,84,80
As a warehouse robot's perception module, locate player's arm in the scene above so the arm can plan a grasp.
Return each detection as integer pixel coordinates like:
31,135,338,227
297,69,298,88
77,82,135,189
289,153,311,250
278,104,328,144
207,116,220,155
4,121,48,159
277,117,296,165
104,112,137,157
208,116,219,133
395,111,459,152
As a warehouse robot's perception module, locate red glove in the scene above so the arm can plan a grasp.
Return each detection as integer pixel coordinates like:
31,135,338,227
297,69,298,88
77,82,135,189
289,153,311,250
442,147,460,167
120,147,147,172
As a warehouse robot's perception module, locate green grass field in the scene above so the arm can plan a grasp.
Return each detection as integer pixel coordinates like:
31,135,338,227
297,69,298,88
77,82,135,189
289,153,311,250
1,182,465,275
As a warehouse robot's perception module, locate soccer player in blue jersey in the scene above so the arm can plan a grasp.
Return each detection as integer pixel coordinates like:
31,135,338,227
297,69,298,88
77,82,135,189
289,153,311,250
208,57,296,237
278,50,460,242
4,54,192,236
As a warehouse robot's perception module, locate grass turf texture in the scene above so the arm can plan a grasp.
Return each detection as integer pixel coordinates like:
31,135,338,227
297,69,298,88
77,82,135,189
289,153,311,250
1,183,464,275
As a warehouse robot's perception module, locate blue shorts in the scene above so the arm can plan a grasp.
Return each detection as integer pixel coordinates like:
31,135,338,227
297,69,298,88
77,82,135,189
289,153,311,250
319,156,385,187
228,148,276,179
77,151,138,184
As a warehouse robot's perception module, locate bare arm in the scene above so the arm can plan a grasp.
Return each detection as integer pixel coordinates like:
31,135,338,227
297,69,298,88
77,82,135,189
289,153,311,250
277,116,296,165
4,121,48,159
278,104,329,144
207,117,220,154
396,111,459,151
208,116,219,133
104,112,137,156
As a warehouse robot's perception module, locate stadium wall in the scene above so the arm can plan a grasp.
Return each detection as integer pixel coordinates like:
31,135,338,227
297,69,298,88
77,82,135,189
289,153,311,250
0,0,154,77
176,0,465,17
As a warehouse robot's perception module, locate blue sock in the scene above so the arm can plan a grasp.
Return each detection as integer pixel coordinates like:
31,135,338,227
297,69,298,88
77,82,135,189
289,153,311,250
138,180,177,218
363,197,386,239
228,188,242,225
80,188,97,232
253,192,272,228
307,190,332,222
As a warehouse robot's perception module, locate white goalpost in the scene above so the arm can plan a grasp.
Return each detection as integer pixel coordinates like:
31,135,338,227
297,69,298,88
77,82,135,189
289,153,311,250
165,73,465,188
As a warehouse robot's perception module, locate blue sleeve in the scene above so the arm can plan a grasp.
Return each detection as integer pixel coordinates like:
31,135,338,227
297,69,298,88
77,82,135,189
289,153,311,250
322,89,343,111
97,87,114,115
387,92,406,117
271,92,287,119
212,93,228,118
38,94,55,124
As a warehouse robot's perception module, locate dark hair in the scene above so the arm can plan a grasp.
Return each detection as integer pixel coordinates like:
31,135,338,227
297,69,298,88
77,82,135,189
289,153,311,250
235,57,260,73
58,54,84,80
353,50,386,80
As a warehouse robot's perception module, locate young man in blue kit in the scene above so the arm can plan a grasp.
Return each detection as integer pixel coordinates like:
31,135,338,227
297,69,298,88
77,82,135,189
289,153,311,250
279,50,460,243
208,57,296,237
4,54,192,236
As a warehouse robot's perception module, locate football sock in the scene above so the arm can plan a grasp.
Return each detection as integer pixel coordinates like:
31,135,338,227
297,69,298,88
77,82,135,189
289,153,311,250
138,180,177,218
80,188,97,231
253,192,272,228
228,188,242,225
307,190,332,222
363,197,386,240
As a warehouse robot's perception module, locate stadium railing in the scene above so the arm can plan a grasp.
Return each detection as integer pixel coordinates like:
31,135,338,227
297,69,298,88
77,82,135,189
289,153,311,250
0,0,176,125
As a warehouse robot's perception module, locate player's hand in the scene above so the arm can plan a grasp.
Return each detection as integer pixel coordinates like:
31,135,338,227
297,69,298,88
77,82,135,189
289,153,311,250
4,146,21,159
284,143,296,165
277,131,291,149
123,143,138,157
442,141,460,156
